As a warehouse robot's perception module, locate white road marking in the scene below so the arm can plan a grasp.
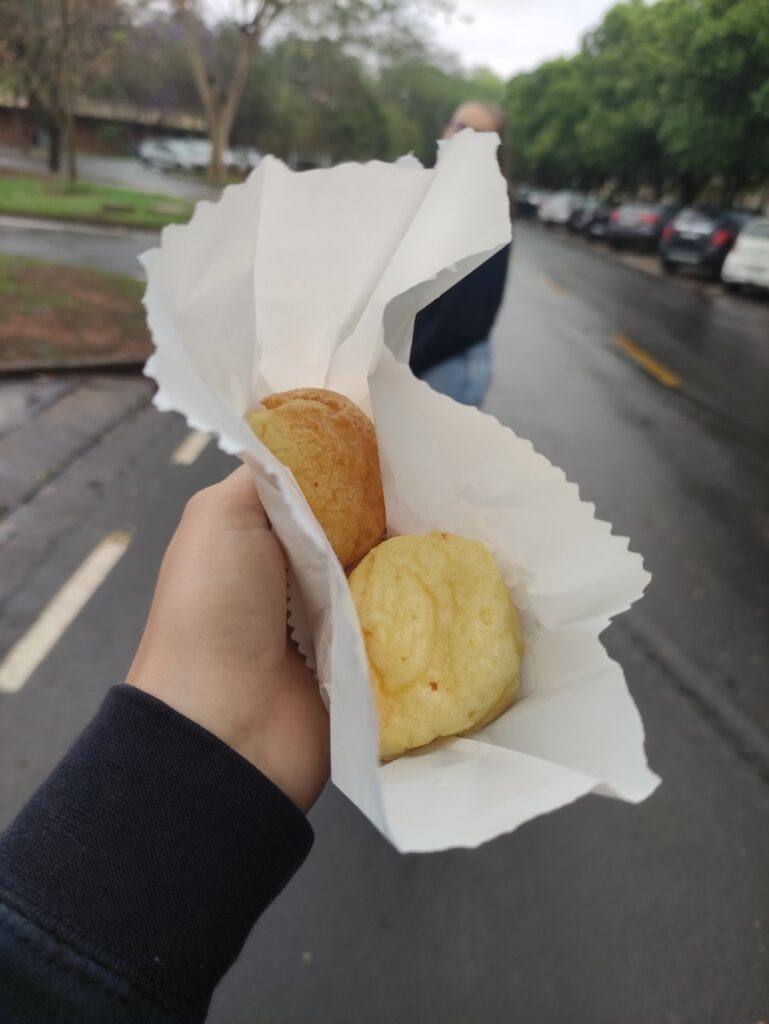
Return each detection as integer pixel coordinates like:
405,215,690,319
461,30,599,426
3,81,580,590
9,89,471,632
171,430,210,465
0,531,131,694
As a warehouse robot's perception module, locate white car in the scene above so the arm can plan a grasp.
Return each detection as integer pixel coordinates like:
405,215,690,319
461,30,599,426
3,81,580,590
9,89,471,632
138,138,181,171
139,137,212,173
538,190,585,226
721,217,769,292
174,139,211,172
229,147,261,172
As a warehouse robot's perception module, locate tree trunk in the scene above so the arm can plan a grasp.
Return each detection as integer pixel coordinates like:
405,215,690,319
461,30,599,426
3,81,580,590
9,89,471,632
48,123,62,172
60,0,77,183
175,2,262,184
17,104,30,156
209,117,227,181
63,106,77,182
205,34,259,182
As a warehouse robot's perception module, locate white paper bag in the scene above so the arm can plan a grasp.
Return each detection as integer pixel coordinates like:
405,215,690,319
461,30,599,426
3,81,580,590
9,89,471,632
141,131,659,852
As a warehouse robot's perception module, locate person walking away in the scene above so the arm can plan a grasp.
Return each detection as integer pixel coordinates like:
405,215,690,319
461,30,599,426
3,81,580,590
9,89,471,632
410,101,512,407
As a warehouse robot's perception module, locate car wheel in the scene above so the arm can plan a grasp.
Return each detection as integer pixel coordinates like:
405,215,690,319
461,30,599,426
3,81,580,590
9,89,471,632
662,260,677,274
610,240,623,251
723,282,741,294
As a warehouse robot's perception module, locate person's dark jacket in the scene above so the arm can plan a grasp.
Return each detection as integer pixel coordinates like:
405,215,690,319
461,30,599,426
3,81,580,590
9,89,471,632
409,244,511,376
0,686,313,1023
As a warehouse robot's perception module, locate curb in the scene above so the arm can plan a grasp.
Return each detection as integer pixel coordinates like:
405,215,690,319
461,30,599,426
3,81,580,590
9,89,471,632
0,211,170,236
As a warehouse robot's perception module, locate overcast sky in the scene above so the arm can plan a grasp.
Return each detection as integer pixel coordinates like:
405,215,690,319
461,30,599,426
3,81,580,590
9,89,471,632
428,0,614,76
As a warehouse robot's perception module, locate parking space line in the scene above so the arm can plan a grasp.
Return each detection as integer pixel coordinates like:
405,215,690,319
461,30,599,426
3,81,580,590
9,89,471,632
171,430,210,465
0,532,132,694
612,333,681,389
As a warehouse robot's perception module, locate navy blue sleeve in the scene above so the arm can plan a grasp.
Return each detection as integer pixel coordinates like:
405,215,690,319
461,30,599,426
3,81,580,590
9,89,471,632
0,685,314,1023
410,244,511,376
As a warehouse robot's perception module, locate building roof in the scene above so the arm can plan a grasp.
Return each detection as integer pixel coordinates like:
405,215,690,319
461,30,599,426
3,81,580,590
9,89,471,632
0,91,205,132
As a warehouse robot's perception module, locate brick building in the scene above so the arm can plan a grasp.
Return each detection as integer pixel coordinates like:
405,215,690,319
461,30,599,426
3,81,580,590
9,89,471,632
0,92,205,156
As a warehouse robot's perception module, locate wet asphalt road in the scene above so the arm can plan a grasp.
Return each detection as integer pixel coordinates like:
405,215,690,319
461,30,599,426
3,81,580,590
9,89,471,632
1,223,768,1022
0,216,154,279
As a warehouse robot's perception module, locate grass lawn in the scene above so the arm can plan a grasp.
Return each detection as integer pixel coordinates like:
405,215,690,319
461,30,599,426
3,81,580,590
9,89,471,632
0,253,152,371
0,174,194,229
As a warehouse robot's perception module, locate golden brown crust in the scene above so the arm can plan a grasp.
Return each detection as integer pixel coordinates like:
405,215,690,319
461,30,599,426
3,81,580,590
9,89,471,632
248,388,386,567
349,532,523,759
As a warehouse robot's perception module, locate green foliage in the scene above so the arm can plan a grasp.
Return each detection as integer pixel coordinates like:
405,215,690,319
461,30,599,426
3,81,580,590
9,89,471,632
505,0,769,202
83,3,507,169
376,58,506,161
87,12,199,114
232,35,506,165
234,38,390,162
376,58,465,160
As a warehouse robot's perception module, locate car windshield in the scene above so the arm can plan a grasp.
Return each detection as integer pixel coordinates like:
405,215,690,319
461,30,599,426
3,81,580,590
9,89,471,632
743,219,769,239
673,209,715,232
620,204,657,215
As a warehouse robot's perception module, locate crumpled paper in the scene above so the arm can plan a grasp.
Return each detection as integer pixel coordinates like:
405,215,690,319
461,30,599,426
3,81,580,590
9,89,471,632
141,131,659,852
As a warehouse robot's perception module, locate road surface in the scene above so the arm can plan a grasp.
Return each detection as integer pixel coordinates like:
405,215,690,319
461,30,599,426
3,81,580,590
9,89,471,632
0,215,155,278
0,223,767,1023
0,145,220,201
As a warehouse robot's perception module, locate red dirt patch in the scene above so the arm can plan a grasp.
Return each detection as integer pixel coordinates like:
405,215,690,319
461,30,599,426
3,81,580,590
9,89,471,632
0,256,152,372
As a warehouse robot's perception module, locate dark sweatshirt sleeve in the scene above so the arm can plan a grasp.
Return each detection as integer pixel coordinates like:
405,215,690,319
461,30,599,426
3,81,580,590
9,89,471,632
0,685,314,1024
410,244,511,376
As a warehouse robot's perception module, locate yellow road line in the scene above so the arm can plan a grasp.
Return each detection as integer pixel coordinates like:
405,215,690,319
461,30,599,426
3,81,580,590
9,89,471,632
612,333,681,389
171,429,210,465
543,274,568,296
0,532,131,694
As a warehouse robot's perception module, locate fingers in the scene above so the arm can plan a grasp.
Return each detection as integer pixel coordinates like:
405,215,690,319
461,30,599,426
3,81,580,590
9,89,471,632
188,465,270,530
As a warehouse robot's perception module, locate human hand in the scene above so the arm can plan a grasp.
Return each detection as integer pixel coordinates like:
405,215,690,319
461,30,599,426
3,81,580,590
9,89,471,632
127,466,329,812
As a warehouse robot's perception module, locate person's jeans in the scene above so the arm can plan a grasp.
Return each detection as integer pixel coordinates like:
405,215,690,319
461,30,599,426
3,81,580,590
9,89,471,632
418,339,492,407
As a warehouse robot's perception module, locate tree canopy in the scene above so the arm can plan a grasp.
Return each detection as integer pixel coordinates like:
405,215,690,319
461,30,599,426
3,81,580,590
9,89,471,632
7,0,764,203
506,0,769,204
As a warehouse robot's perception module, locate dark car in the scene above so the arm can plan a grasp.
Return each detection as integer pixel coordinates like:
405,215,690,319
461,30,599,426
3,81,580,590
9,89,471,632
567,196,600,233
606,202,679,251
515,187,551,220
659,208,753,278
577,200,616,239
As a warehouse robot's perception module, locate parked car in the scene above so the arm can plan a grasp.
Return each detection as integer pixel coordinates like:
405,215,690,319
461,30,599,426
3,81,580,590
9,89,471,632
516,186,551,219
138,138,182,171
138,137,208,172
538,191,585,227
721,217,769,293
178,139,212,172
659,208,752,278
579,200,616,240
229,146,261,173
606,202,678,250
568,196,600,233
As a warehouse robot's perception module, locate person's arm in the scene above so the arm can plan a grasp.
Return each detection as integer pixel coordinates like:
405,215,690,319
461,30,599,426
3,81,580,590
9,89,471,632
0,468,330,1023
410,245,511,376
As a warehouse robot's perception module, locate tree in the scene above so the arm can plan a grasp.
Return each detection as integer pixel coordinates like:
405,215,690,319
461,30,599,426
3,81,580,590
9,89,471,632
504,0,769,204
87,11,200,117
506,58,593,188
173,0,274,180
654,0,769,202
578,1,671,195
233,37,389,162
0,0,127,178
174,0,447,181
377,58,463,161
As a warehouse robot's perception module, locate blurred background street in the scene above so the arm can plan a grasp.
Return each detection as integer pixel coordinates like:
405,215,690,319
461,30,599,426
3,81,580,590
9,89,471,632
1,0,768,1021
2,219,768,1022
